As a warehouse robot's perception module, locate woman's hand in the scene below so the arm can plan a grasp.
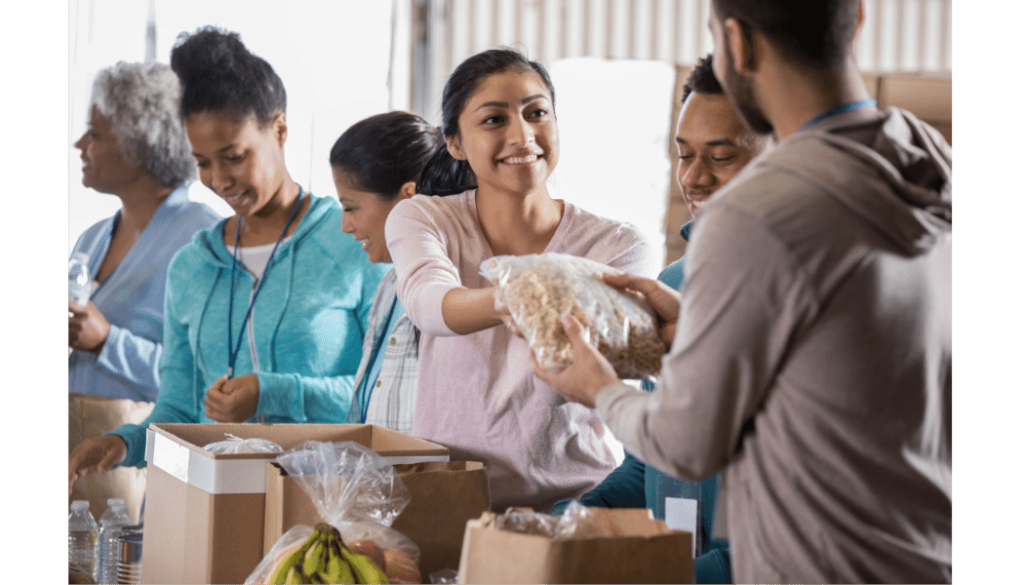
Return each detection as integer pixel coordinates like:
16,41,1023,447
531,315,621,409
68,301,111,355
69,435,128,495
204,374,260,422
601,272,681,349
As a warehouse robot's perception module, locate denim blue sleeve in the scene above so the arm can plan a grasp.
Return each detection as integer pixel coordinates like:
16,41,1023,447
95,324,162,402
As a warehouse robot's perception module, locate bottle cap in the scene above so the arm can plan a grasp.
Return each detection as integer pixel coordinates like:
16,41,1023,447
71,500,89,511
107,498,125,506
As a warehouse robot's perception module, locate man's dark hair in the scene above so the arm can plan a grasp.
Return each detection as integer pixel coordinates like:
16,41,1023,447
681,54,723,104
711,0,860,69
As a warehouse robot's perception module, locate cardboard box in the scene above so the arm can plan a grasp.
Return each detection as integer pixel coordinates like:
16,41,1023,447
140,423,448,585
264,460,491,578
457,507,694,584
877,74,952,123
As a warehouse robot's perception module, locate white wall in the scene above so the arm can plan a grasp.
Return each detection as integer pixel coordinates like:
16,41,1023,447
69,0,954,253
547,58,675,269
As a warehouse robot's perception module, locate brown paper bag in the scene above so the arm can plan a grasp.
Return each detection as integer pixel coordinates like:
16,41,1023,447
457,507,694,584
68,393,154,524
390,461,491,576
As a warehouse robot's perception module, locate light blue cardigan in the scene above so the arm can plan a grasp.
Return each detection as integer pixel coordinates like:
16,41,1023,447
68,185,221,402
110,193,389,467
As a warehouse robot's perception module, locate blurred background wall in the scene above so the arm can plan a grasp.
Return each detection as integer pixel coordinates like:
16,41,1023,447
70,0,952,265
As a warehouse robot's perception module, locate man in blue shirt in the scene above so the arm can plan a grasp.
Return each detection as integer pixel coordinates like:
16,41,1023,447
551,54,770,584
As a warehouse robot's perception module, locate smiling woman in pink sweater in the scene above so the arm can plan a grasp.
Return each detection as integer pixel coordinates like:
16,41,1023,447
385,48,655,512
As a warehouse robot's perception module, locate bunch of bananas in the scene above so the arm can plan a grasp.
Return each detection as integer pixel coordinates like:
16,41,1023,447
266,523,392,584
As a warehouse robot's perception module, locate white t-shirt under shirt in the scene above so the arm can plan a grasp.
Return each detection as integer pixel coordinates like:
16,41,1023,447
232,237,291,372
235,238,291,281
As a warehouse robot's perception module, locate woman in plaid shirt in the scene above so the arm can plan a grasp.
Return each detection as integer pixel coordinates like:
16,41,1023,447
331,112,445,432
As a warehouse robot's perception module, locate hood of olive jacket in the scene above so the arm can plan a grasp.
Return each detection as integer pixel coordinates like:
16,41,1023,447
760,107,951,256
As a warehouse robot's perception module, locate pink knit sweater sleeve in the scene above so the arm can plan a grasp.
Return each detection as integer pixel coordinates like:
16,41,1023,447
384,196,460,336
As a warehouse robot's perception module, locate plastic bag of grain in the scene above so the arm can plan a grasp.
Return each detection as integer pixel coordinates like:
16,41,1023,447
481,253,664,379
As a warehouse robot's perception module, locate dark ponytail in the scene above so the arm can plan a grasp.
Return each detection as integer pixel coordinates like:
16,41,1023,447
417,47,555,196
417,145,478,196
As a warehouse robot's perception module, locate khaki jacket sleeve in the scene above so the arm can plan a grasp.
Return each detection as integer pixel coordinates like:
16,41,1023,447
597,205,816,480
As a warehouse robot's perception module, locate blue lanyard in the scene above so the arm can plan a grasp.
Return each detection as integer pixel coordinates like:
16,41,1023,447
799,99,877,132
360,297,400,422
226,188,305,379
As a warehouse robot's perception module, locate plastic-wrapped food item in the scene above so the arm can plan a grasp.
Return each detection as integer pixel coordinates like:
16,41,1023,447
246,441,422,584
493,501,604,540
202,433,284,454
481,253,665,379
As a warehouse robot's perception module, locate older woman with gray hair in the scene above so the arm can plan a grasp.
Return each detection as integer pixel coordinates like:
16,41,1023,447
69,61,221,402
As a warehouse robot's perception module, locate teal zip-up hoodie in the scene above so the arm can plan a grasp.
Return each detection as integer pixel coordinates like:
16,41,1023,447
110,194,389,467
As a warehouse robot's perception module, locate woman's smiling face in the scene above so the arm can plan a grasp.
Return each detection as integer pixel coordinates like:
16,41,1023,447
447,70,559,197
335,168,406,264
186,110,288,217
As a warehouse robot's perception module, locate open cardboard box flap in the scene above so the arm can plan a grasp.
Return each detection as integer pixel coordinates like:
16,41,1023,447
149,422,449,460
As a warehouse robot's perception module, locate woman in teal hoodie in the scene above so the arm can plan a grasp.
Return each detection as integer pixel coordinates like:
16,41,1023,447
69,27,387,481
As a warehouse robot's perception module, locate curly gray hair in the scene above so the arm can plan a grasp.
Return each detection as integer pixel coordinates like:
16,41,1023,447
89,61,196,187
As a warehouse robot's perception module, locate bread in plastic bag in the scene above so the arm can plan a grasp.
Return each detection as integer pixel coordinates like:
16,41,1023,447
481,253,665,379
245,441,422,584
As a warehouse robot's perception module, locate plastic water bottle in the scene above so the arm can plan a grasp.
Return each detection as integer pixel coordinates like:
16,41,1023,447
68,500,99,580
69,252,92,307
98,498,133,585
69,252,92,356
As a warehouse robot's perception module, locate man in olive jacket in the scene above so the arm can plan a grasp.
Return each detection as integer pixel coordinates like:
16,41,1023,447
534,0,952,582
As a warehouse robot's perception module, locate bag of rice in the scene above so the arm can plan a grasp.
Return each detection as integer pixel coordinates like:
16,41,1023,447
481,253,665,379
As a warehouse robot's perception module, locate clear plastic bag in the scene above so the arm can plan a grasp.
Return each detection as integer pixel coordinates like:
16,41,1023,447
202,433,284,454
494,501,606,540
245,441,422,584
481,253,665,379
